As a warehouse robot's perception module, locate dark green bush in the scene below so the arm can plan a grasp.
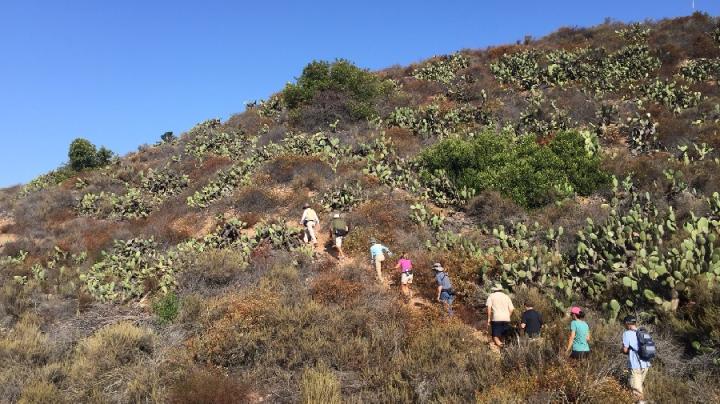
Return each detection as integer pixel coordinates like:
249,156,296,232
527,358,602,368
68,138,114,171
68,139,98,171
282,59,394,121
419,130,609,208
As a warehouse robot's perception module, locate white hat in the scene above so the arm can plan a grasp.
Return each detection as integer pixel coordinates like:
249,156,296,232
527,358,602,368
333,213,340,218
432,263,445,271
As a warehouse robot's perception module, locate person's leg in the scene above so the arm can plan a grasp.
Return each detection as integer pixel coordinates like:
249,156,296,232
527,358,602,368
303,225,310,243
407,275,413,299
336,237,345,258
491,322,504,347
374,255,384,281
307,222,317,244
629,369,646,401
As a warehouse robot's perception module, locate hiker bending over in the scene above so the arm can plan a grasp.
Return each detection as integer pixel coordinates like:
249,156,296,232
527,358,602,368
565,306,590,359
621,315,652,404
369,238,391,282
486,284,514,348
520,301,543,339
300,203,319,246
329,213,349,259
433,263,454,316
394,252,413,301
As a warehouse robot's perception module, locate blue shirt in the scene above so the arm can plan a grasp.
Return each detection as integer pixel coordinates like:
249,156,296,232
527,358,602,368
570,320,590,352
370,243,389,259
623,330,651,369
435,272,452,290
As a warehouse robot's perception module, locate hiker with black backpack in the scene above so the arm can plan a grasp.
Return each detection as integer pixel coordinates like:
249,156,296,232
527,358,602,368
433,263,454,317
622,315,654,404
329,213,349,260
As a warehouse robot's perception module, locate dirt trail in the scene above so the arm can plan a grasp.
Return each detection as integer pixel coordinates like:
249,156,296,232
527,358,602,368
289,217,497,350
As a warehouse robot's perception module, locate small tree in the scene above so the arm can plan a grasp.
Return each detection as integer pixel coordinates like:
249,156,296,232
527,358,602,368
68,138,114,171
96,146,115,166
68,138,98,170
161,131,175,143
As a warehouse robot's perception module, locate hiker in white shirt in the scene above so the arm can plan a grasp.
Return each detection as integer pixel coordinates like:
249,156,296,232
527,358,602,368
300,203,319,245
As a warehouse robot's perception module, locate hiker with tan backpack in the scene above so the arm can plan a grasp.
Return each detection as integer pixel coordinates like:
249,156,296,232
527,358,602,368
299,203,319,246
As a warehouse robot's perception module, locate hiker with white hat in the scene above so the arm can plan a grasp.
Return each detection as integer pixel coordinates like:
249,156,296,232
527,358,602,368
369,238,392,282
299,203,319,246
433,263,455,316
486,283,514,348
329,212,349,259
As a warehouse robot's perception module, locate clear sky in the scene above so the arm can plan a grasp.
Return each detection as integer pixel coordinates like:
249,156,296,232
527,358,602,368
1,0,718,187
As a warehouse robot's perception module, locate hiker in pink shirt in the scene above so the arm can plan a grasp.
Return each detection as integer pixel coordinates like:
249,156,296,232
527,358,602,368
394,252,413,302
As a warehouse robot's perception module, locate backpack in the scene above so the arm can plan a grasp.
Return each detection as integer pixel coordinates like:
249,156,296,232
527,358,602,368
635,328,656,362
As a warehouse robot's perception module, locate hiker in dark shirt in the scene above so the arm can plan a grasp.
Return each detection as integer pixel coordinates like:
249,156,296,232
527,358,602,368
520,301,543,339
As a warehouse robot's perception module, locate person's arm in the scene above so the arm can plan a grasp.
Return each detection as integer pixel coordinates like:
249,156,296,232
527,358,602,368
538,312,543,326
300,210,307,224
436,285,442,302
586,331,591,342
566,330,575,354
622,333,631,354
520,313,526,329
394,261,401,270
486,304,492,326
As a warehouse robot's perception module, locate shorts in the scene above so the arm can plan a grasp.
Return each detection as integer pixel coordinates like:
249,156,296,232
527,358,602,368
570,350,589,360
400,272,413,285
439,290,454,304
491,321,510,338
334,236,343,247
629,368,649,396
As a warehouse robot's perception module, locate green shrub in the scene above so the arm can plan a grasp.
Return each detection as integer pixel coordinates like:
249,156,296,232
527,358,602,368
68,138,114,171
283,59,394,120
153,292,180,324
419,130,609,208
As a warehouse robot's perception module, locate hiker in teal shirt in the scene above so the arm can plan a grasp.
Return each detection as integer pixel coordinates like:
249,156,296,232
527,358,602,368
565,306,590,359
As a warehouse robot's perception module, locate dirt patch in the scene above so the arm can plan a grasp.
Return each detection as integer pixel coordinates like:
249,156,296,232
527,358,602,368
170,213,215,239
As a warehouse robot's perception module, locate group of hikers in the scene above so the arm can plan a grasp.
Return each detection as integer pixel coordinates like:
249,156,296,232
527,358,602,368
300,204,655,403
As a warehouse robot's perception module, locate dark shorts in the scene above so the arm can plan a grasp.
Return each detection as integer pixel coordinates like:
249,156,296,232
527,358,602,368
440,290,455,304
491,321,510,338
570,350,589,360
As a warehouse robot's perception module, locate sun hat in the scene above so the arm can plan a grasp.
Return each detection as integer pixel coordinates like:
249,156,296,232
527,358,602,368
303,203,310,209
333,213,340,218
491,283,503,292
570,306,582,315
369,237,377,244
623,315,637,324
432,263,445,271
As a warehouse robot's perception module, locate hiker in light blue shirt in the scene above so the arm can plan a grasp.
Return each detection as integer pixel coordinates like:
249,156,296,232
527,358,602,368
369,238,391,282
622,316,651,403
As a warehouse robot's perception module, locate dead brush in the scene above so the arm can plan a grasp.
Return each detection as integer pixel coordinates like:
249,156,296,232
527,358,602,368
310,271,363,307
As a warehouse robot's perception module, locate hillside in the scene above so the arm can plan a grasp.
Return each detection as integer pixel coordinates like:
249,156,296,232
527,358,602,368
2,13,720,403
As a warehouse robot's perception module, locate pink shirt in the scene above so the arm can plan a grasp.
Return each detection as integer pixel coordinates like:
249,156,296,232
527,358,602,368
397,258,412,272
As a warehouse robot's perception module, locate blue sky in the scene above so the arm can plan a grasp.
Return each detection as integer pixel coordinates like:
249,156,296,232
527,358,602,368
1,0,718,187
